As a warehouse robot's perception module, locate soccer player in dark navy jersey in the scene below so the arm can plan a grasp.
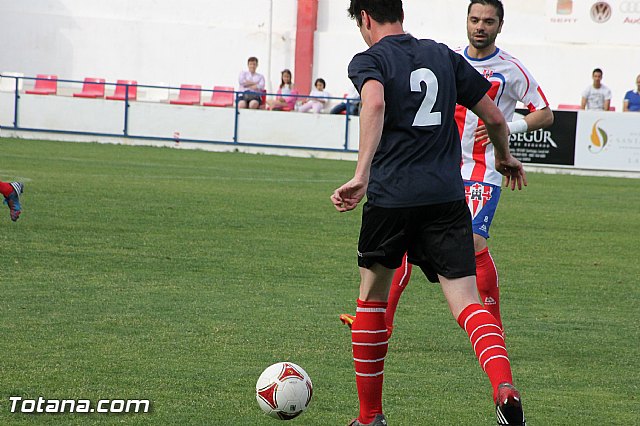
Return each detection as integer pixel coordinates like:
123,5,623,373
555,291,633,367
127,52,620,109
348,34,490,208
331,1,527,425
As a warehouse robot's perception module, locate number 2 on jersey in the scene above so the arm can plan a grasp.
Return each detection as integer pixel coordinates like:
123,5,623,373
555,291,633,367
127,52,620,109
410,68,441,127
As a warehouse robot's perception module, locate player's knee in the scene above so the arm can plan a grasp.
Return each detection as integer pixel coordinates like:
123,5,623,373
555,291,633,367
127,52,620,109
473,235,488,253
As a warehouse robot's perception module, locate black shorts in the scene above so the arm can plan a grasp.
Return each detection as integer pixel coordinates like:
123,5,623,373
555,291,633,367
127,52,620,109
238,91,262,105
357,200,476,283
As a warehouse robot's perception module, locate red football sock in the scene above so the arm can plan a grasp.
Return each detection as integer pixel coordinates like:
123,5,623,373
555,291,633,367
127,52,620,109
0,181,13,197
385,253,412,338
352,299,388,424
475,248,502,329
457,303,513,402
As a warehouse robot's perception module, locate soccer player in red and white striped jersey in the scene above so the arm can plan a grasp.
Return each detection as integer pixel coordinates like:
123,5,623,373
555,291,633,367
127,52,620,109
381,0,554,335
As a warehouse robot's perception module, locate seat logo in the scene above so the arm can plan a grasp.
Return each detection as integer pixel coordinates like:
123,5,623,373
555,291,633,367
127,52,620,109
556,0,573,15
591,2,612,23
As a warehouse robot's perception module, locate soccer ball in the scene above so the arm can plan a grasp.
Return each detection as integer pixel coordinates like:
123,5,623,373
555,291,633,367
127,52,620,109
256,362,313,420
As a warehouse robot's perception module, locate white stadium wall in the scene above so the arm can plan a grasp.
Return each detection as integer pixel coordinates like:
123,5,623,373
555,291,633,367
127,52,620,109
0,0,639,176
1,0,639,109
0,0,299,93
315,0,640,111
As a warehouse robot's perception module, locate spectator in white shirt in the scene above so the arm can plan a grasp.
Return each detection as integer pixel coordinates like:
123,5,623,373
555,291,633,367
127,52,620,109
330,85,361,116
581,68,612,111
298,78,329,113
237,56,266,109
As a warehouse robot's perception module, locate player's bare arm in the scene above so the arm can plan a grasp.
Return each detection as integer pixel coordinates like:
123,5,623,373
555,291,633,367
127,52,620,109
331,79,385,212
580,96,587,110
524,106,554,130
475,106,554,145
470,95,527,190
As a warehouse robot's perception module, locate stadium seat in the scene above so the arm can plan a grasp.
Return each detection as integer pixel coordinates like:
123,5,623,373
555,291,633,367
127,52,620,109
73,77,106,98
0,72,24,92
556,104,581,110
25,74,58,95
106,80,137,101
203,86,235,107
260,90,268,110
170,84,202,105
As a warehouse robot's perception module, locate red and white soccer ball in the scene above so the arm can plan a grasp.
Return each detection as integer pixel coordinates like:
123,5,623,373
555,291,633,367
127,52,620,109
256,362,313,420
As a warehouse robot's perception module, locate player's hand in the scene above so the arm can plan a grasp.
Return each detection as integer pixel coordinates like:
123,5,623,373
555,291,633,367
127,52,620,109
496,155,527,191
331,177,368,212
474,124,493,147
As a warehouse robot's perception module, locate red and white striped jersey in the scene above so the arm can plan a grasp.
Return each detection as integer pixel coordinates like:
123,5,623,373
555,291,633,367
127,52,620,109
454,47,549,186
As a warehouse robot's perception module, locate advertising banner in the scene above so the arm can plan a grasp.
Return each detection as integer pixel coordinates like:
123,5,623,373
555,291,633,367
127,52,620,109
545,1,640,46
510,109,576,165
575,110,640,171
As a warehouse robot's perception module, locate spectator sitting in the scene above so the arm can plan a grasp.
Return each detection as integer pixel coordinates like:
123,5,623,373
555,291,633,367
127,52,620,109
237,56,265,109
623,74,640,112
330,85,361,116
298,78,329,113
268,69,298,111
580,68,611,111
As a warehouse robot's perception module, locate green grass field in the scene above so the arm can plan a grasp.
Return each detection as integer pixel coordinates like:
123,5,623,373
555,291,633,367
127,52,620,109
1,137,638,425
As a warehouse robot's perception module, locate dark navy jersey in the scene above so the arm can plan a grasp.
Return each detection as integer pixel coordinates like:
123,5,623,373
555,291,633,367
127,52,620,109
348,34,491,208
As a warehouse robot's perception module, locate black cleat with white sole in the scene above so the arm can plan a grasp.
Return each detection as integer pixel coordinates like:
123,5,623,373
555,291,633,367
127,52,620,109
496,383,526,426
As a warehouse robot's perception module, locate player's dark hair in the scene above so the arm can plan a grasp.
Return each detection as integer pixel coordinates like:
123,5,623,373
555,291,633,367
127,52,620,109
468,0,504,22
248,56,259,64
314,78,326,89
593,68,603,75
348,0,404,27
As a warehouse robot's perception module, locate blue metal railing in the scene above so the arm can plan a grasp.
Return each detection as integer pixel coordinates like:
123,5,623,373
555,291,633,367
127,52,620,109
0,74,360,153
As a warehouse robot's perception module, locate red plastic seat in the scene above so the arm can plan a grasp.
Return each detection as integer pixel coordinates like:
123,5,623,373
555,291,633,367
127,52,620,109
203,86,235,107
260,90,267,109
25,74,58,95
73,77,106,98
556,104,581,110
106,80,137,101
170,84,202,105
